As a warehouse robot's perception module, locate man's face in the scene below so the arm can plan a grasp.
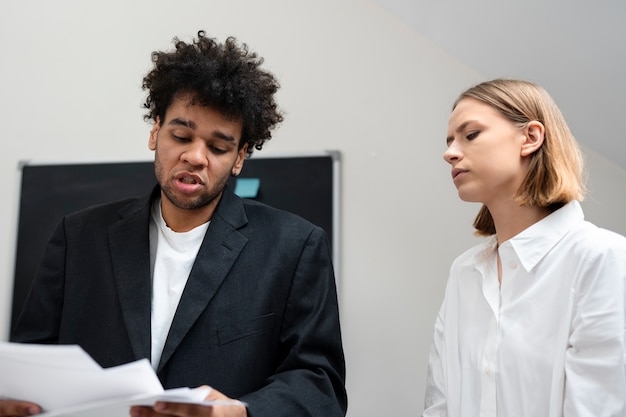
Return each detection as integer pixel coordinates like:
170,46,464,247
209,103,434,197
149,95,246,228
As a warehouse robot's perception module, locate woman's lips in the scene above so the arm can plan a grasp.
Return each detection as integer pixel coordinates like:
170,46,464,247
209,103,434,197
451,168,468,181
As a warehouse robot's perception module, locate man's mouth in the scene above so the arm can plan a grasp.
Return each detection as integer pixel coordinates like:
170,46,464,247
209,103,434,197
174,172,204,185
179,177,198,184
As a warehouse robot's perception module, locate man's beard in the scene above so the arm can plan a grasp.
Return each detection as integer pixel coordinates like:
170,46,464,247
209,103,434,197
154,156,228,211
160,182,224,210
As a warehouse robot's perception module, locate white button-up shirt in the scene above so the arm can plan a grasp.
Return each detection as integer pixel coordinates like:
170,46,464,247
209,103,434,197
423,201,626,417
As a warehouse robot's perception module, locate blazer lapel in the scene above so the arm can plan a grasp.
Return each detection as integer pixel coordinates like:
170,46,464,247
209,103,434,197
108,191,155,362
158,188,248,372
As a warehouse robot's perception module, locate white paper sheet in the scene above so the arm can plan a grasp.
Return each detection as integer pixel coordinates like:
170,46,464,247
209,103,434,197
0,342,240,417
37,387,215,417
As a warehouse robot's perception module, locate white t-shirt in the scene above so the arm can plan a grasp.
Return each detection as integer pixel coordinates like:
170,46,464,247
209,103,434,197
423,200,626,417
149,199,209,370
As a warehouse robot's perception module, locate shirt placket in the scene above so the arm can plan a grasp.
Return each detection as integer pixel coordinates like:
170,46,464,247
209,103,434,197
479,251,500,417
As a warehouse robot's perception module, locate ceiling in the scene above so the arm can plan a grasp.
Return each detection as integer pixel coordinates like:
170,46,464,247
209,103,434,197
373,0,626,171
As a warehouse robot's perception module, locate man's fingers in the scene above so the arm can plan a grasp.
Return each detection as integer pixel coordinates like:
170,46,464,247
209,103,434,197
0,400,41,417
130,402,214,417
130,405,170,417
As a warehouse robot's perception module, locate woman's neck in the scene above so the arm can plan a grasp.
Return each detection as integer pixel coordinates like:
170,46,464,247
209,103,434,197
488,200,551,245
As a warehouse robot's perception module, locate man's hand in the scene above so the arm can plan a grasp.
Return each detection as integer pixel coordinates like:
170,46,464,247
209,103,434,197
0,400,41,417
129,386,247,417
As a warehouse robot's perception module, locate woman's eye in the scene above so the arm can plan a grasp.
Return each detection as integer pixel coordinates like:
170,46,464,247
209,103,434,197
466,131,479,140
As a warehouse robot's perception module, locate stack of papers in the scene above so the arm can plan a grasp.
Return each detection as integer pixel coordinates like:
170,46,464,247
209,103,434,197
0,342,220,417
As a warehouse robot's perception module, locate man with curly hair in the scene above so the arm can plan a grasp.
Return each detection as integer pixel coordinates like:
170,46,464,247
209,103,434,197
5,31,347,417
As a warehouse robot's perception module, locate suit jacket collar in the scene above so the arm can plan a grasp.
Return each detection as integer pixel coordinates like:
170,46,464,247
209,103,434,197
108,187,158,362
158,186,249,371
108,185,250,370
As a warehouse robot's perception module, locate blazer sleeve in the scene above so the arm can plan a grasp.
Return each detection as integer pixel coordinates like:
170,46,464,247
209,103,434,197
11,218,67,343
239,226,347,417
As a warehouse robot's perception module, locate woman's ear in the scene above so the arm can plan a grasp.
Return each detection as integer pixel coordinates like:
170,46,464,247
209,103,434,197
520,120,545,157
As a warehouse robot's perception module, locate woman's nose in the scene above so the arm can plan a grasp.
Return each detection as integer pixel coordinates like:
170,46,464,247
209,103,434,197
443,141,461,164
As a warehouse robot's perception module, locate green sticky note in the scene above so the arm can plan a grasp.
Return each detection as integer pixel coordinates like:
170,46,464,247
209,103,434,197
234,178,260,198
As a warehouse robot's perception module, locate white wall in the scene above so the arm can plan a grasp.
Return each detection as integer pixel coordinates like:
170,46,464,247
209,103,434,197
1,1,625,415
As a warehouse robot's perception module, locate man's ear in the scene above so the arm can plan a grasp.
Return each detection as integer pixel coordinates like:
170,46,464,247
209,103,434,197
232,143,248,176
520,120,545,157
149,118,160,151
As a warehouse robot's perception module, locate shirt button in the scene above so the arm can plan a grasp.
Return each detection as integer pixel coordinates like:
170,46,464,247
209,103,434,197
485,367,492,376
508,260,518,269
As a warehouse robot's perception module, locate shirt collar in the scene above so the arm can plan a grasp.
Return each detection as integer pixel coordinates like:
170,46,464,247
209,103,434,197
504,200,585,272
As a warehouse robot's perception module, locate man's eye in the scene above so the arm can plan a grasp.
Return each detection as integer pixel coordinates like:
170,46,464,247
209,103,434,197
466,131,479,140
173,135,190,142
210,146,228,154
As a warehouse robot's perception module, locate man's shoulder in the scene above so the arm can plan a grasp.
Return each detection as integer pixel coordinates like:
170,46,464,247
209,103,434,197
63,192,152,226
241,198,315,229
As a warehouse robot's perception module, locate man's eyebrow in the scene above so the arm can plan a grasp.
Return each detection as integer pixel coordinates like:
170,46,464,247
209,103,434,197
212,131,237,144
168,117,237,144
168,118,196,129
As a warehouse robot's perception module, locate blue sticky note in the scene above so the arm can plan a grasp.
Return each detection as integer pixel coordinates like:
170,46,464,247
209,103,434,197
234,178,260,198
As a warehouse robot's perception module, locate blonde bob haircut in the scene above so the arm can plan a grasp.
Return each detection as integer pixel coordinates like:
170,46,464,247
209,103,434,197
453,79,586,236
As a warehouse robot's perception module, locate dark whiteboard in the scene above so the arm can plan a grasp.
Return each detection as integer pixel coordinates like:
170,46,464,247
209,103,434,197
12,151,340,330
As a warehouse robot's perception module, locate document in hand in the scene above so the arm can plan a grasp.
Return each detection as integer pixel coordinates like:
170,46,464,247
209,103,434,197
0,342,230,417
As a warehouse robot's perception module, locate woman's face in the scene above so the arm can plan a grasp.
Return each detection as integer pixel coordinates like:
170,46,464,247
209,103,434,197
444,97,529,206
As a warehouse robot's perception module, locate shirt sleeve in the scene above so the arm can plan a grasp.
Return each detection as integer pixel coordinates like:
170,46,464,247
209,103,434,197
423,298,448,417
564,237,626,417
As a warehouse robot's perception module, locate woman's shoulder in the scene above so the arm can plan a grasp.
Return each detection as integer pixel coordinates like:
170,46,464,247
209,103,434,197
568,220,626,254
450,235,496,269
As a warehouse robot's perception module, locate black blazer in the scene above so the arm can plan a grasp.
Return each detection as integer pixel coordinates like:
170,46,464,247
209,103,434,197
12,185,347,417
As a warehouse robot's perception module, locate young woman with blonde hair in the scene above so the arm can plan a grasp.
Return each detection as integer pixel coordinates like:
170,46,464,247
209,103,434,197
423,79,626,416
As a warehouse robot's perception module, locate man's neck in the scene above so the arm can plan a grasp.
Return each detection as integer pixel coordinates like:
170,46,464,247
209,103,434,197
160,197,217,232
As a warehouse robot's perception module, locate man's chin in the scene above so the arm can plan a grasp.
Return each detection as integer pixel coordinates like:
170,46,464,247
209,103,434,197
163,190,220,211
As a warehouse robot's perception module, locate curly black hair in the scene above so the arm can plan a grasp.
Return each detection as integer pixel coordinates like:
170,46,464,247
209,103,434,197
142,30,283,155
